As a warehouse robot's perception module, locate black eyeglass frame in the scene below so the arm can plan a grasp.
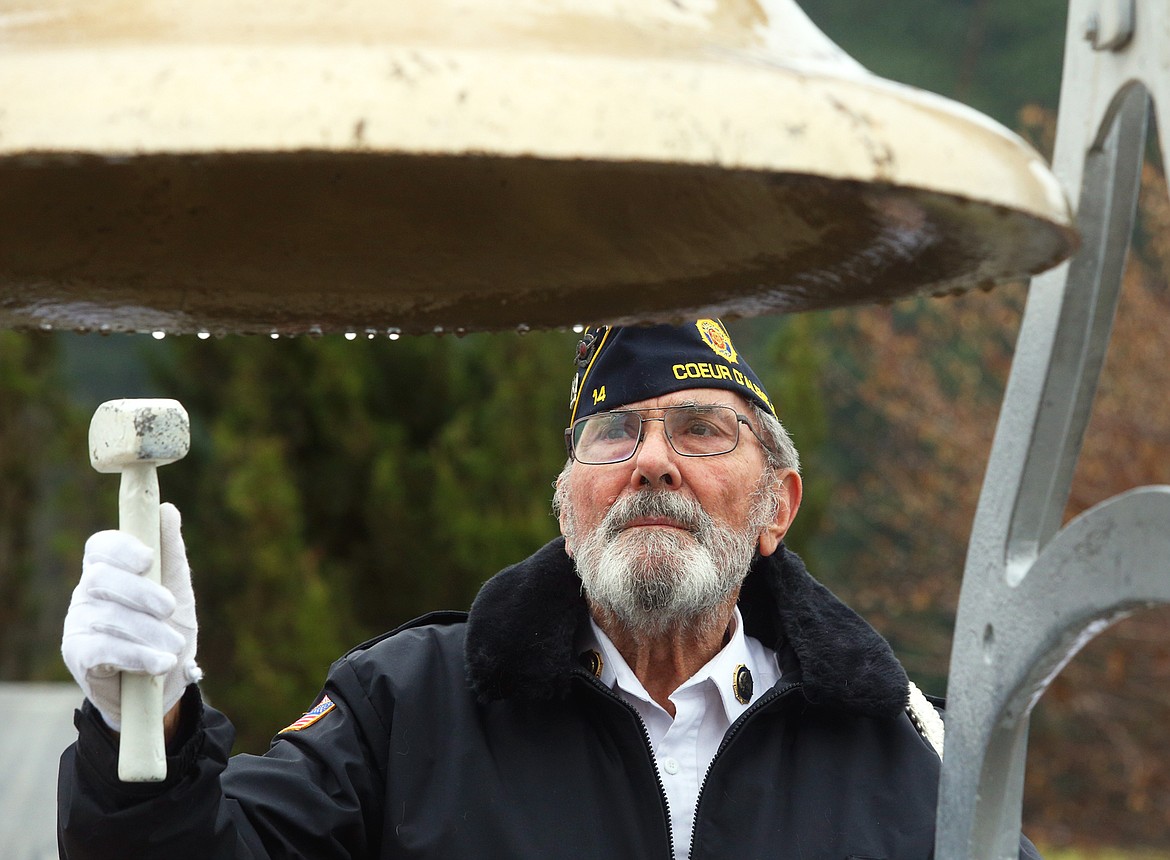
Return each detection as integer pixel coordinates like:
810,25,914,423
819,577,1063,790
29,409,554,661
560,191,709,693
564,404,770,465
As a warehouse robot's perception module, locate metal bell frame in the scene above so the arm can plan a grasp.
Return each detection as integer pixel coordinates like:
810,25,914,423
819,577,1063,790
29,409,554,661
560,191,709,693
936,0,1170,856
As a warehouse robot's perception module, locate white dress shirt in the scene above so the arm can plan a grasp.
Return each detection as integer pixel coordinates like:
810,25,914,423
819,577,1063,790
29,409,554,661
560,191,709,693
581,607,782,860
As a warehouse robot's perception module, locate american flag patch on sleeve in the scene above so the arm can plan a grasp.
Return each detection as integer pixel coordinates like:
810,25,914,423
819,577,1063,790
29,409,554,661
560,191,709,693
279,695,336,733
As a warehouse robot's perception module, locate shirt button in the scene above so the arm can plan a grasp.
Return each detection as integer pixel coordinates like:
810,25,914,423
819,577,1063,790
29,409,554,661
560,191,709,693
662,757,680,775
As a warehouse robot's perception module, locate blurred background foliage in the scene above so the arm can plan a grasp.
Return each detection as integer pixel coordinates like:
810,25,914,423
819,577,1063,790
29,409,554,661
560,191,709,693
4,0,1170,853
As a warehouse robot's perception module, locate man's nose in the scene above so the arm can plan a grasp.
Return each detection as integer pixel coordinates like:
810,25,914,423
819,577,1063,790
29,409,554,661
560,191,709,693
631,419,682,489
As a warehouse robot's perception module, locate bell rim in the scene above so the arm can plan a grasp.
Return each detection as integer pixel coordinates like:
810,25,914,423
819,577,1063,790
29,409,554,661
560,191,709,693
1,44,1070,228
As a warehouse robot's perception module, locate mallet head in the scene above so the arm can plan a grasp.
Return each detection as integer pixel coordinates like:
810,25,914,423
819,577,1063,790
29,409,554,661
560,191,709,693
89,399,190,473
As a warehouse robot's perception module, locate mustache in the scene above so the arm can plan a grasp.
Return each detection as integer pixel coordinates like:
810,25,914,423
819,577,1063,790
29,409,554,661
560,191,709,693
602,491,711,538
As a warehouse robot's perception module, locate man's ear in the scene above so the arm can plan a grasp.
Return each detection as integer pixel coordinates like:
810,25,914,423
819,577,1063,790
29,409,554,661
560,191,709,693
758,470,802,557
555,475,574,558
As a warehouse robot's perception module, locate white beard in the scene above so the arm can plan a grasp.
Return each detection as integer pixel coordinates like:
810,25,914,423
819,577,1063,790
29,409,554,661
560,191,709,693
565,488,767,639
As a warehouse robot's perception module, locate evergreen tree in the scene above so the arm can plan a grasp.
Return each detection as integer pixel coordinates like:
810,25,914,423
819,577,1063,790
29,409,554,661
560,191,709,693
0,332,97,681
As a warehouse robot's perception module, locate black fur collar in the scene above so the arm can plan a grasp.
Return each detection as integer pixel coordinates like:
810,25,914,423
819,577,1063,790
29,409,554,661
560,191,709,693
465,537,909,719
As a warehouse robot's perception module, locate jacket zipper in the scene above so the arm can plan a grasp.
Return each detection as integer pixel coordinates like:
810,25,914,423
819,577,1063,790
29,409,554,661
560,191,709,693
574,669,677,860
687,680,805,859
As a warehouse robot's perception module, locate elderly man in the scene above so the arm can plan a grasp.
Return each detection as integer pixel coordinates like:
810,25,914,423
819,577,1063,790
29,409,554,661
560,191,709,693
59,320,1040,859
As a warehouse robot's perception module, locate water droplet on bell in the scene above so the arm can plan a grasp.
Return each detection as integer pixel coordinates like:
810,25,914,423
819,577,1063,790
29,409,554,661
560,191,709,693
308,325,323,338
516,323,530,335
433,325,445,335
39,323,53,332
197,331,211,340
454,327,467,338
572,324,585,333
344,331,357,341
152,330,166,340
388,330,401,341
270,332,280,339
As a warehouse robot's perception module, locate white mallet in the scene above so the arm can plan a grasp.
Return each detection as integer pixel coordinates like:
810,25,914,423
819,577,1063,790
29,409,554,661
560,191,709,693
89,398,190,782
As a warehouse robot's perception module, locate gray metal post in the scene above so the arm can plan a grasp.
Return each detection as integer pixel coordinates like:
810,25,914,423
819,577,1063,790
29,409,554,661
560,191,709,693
936,1,1170,857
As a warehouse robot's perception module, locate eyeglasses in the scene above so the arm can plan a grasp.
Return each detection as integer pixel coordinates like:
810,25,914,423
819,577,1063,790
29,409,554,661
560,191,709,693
565,404,768,465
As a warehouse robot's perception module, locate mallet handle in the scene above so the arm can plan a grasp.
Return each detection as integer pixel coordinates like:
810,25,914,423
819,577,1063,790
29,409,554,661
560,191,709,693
117,463,167,782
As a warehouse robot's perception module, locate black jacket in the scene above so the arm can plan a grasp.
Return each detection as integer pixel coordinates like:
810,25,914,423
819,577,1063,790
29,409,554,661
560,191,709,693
59,539,1040,859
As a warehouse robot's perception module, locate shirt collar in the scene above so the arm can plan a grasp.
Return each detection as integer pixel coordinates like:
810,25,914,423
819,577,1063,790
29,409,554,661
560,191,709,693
579,605,761,721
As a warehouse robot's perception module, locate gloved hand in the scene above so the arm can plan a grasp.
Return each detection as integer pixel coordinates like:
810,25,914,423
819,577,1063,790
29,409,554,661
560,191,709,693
62,502,202,731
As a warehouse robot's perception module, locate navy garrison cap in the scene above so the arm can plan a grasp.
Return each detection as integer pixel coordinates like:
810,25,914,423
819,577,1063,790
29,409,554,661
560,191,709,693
568,320,775,424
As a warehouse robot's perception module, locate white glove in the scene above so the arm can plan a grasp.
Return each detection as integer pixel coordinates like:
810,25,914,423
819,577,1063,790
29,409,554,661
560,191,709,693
62,502,202,731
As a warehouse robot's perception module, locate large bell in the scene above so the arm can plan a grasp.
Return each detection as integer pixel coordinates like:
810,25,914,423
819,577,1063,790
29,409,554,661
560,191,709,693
0,0,1076,336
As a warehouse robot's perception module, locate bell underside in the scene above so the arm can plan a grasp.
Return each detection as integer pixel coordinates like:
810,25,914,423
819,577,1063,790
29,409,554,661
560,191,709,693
0,0,1077,335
